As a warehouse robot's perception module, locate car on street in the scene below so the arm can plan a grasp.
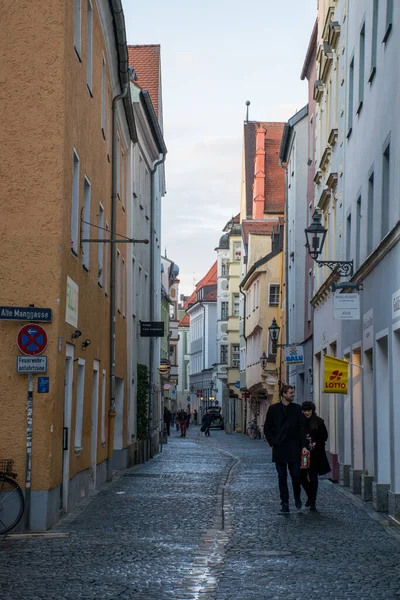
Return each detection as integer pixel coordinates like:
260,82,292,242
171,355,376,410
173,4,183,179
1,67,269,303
207,406,224,430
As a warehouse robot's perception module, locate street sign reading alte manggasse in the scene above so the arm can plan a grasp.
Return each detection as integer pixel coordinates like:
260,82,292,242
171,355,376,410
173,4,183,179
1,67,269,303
0,306,52,322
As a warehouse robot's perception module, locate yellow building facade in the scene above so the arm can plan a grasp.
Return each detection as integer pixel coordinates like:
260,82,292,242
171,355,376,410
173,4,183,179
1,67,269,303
0,1,135,529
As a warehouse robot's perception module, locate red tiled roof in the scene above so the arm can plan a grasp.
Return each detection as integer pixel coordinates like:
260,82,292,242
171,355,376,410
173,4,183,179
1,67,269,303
178,313,190,327
204,289,217,302
128,45,160,117
242,221,278,245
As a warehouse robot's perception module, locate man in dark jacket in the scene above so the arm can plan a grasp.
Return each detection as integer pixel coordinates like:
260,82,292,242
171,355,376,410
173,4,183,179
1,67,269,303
264,384,307,514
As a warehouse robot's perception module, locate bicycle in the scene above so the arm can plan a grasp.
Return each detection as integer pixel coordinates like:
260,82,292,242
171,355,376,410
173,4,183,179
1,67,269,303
246,419,262,440
0,459,25,534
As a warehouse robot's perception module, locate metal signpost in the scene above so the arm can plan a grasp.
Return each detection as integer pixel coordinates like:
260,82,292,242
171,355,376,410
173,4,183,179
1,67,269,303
16,322,49,530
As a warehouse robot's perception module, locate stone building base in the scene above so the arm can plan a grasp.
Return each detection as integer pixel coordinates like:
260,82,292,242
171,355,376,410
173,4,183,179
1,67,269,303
372,482,390,512
349,469,362,495
339,463,350,487
361,474,374,502
388,491,400,519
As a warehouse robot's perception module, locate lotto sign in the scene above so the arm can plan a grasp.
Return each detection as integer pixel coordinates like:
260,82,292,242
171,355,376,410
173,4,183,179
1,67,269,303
323,355,349,395
284,345,304,365
17,323,48,356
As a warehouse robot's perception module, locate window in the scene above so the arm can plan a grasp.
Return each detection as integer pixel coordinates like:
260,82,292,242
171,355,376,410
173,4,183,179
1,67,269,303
356,197,361,269
308,116,314,165
74,359,85,450
169,346,175,362
233,293,240,316
233,242,241,261
221,301,228,321
101,370,106,445
86,0,93,93
357,24,365,113
307,270,312,322
383,0,393,43
269,284,280,306
367,173,374,255
221,260,229,277
220,344,228,364
117,250,121,312
97,204,104,286
346,213,352,261
369,0,378,82
231,344,240,368
121,257,126,317
121,150,125,210
82,177,91,270
132,257,136,316
74,0,81,59
382,143,390,237
104,222,109,295
347,58,354,137
169,302,175,320
101,56,106,136
252,283,256,311
71,150,80,255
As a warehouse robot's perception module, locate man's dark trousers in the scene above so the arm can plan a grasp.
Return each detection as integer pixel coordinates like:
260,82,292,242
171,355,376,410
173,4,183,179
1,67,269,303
275,462,301,505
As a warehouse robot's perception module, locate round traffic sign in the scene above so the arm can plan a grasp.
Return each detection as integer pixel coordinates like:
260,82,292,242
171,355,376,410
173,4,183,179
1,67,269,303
17,323,48,356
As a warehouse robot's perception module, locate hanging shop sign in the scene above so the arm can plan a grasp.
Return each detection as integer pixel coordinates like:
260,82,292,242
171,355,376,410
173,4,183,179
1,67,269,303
140,321,165,337
284,345,304,364
333,293,360,320
323,355,349,395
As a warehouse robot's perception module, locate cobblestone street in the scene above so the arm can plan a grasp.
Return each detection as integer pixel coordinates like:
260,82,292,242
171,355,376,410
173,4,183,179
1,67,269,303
1,427,400,600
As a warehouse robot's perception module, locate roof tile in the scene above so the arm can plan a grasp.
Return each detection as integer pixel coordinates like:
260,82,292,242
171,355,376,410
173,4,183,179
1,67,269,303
128,45,160,117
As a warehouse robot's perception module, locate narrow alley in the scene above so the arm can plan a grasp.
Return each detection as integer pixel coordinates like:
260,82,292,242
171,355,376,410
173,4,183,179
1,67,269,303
1,427,399,600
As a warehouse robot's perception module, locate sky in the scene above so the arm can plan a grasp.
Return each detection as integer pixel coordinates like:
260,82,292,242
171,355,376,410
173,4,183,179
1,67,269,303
123,0,317,296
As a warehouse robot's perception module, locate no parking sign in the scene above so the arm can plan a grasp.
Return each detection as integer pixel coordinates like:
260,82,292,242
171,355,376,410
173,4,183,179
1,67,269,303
17,323,48,356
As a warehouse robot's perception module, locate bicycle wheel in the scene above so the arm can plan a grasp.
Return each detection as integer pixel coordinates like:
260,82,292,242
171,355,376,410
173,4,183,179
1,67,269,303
0,475,25,534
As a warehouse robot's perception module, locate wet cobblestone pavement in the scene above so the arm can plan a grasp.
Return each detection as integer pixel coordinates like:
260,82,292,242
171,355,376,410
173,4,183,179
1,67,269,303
1,427,400,599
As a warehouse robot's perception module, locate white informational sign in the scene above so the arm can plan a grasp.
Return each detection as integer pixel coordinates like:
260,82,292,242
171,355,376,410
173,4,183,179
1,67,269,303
333,293,360,320
66,276,79,327
393,289,400,321
363,309,374,351
17,356,48,373
284,345,304,365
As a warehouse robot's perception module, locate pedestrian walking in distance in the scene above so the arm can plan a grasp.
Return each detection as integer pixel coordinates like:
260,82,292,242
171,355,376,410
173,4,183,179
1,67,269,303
177,408,187,437
201,411,214,437
163,405,170,437
264,384,307,514
300,401,331,511
193,409,198,426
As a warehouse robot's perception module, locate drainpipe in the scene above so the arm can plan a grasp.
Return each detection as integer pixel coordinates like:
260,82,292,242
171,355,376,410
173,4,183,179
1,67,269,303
148,154,167,452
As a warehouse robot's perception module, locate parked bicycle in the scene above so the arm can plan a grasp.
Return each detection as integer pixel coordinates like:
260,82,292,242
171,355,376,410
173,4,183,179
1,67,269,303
247,419,262,440
0,459,25,534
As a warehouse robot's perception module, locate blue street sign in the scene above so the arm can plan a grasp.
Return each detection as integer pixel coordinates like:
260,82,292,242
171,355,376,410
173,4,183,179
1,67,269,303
0,306,52,322
234,381,240,388
38,377,50,393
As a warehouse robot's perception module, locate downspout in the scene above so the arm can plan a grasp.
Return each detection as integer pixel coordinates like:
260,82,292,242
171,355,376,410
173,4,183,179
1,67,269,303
148,154,167,450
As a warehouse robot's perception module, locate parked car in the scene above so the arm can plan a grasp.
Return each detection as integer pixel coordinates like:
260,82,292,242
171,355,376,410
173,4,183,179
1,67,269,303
206,406,224,430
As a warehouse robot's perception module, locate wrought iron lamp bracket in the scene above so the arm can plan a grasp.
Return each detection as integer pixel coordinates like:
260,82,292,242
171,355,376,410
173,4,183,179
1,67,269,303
315,260,353,277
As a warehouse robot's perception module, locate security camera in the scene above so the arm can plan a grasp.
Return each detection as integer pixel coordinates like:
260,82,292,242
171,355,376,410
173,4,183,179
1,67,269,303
82,339,91,349
71,330,82,339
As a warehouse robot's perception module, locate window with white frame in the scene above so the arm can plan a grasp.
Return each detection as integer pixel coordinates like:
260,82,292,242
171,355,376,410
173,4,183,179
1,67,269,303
74,0,81,59
101,56,106,136
97,204,104,285
233,242,241,261
82,177,91,270
86,0,93,93
269,284,280,306
240,346,246,371
74,359,85,450
101,369,107,444
117,249,121,312
104,221,109,294
122,257,126,316
231,344,240,368
358,24,365,112
369,0,378,81
71,150,80,255
221,259,229,277
233,293,240,316
220,344,228,364
221,301,228,320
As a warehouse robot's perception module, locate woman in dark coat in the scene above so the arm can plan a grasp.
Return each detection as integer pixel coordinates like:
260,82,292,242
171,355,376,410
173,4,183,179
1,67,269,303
300,401,331,511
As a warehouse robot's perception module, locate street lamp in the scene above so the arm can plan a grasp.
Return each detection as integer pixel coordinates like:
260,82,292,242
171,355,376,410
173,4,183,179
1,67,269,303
305,213,353,277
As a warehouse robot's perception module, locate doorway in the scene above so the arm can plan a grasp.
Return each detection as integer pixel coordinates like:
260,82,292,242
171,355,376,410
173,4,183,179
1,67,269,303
90,360,100,489
62,344,74,512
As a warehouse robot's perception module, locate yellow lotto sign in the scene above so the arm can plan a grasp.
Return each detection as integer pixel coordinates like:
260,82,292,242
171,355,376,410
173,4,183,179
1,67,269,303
323,355,349,395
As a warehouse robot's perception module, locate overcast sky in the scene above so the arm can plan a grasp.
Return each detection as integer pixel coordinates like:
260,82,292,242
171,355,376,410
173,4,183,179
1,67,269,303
123,0,317,296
